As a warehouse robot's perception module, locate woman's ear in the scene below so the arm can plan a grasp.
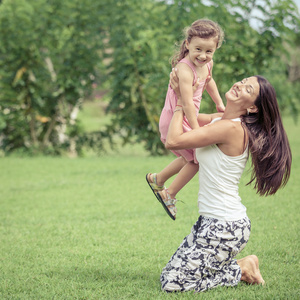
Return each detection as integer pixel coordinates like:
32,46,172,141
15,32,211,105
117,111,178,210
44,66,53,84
248,105,258,114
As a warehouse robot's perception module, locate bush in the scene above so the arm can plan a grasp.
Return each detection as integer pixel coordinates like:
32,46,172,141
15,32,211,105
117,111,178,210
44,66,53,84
0,0,299,156
0,0,104,155
102,0,300,154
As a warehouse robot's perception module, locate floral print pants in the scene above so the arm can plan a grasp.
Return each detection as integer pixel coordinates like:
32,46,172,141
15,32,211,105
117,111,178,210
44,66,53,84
160,215,251,293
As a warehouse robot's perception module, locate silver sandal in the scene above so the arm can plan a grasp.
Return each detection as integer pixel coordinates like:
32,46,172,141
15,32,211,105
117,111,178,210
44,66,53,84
146,173,164,195
156,188,177,220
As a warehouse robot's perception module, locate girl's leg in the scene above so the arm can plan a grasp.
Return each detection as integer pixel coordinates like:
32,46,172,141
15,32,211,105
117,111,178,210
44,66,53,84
237,255,265,285
167,161,199,198
147,159,198,221
149,156,187,187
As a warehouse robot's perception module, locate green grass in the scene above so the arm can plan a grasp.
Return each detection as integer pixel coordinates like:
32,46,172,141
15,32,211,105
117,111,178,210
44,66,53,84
0,115,299,299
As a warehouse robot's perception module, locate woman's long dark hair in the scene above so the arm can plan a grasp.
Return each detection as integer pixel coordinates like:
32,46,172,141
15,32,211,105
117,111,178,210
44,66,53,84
241,76,292,196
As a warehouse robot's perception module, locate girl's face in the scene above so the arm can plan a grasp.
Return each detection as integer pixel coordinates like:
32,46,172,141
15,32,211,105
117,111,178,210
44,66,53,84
226,77,260,110
185,37,217,67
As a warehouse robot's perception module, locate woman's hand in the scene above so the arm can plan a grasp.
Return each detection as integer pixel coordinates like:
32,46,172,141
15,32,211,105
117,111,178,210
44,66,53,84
169,68,200,106
169,68,182,105
169,68,180,99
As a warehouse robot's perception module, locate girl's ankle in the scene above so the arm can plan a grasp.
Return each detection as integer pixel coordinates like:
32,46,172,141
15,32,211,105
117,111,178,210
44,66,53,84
166,189,176,199
154,174,164,187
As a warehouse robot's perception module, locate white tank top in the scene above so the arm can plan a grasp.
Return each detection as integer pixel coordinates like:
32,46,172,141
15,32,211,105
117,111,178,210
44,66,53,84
195,117,248,221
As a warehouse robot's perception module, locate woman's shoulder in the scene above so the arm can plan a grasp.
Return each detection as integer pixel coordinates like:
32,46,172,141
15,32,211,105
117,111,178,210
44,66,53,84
211,115,241,123
209,117,243,133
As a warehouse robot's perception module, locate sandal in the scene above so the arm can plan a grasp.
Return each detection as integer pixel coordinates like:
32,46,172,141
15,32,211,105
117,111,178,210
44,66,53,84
146,173,164,195
156,188,177,221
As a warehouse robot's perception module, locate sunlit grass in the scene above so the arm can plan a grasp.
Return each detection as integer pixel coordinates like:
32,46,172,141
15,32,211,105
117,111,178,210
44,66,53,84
0,114,298,299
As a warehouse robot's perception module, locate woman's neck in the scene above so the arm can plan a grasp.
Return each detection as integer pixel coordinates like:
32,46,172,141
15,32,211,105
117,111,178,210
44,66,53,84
221,107,245,120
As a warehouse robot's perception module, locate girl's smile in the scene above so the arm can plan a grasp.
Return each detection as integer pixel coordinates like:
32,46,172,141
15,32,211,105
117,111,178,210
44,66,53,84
185,37,217,68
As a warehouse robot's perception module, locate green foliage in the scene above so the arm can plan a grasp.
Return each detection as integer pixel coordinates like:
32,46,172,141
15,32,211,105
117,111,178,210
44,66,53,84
0,0,104,155
0,0,299,156
102,0,300,154
99,0,174,155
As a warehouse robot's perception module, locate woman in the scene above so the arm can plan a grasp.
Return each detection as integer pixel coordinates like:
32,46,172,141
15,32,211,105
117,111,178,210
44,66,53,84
157,70,291,292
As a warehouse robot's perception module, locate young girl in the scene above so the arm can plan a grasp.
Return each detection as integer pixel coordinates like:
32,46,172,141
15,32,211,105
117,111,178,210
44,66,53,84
146,19,225,220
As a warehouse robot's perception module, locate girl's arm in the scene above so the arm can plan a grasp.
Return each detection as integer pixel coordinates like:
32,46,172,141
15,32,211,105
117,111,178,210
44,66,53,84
205,61,225,112
177,64,199,129
170,67,223,127
206,79,225,112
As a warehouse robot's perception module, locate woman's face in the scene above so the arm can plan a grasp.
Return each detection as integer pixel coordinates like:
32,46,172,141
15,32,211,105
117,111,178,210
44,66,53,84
226,77,260,109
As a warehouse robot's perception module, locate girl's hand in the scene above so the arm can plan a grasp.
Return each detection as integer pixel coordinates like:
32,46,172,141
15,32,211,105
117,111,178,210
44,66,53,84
216,103,225,112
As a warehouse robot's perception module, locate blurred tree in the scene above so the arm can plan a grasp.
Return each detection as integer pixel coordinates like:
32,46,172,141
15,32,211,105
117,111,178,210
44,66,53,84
102,0,300,154
0,0,299,156
210,0,300,119
0,0,105,155
99,0,175,154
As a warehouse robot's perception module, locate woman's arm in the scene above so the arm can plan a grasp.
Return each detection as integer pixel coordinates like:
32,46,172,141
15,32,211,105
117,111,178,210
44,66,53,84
197,112,224,127
165,110,236,150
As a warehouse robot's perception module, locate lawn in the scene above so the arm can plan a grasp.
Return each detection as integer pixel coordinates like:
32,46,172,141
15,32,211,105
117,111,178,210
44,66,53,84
0,115,299,299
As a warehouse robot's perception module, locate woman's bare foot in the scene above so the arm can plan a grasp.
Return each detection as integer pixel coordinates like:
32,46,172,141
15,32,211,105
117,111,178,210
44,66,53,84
238,255,265,285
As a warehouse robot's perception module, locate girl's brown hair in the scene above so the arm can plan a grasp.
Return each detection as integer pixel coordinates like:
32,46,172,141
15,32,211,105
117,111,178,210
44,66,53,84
242,76,292,196
171,19,224,67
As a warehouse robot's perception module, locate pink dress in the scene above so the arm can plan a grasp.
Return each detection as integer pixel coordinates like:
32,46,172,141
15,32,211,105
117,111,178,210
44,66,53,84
159,58,211,163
